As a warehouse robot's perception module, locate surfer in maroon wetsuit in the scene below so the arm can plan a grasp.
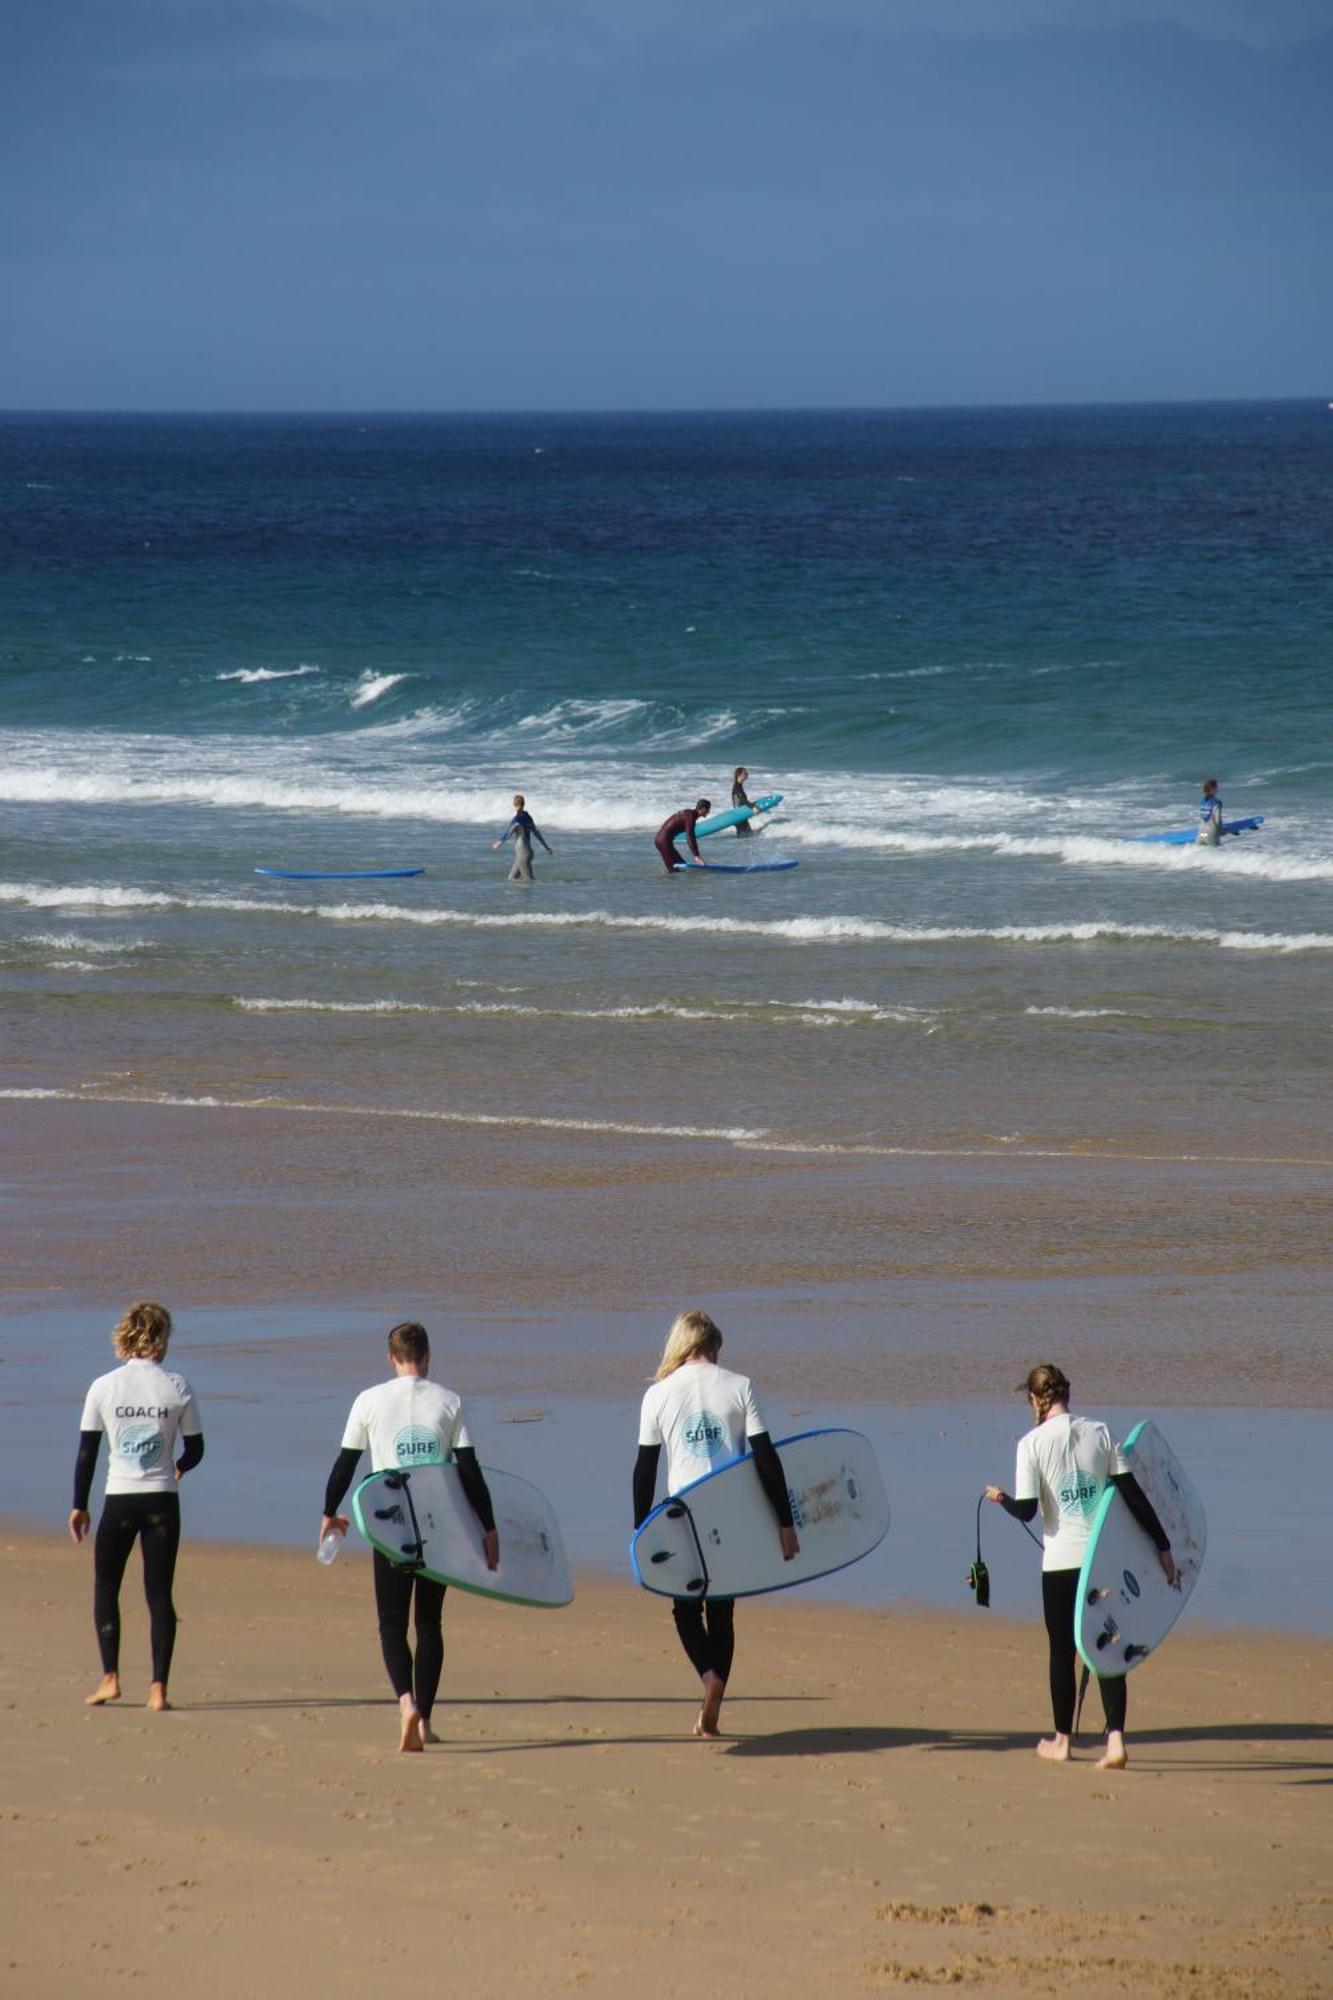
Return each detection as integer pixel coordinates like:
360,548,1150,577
654,798,711,874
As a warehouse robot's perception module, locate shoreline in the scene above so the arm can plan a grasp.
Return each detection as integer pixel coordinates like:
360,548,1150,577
3,1530,1330,1997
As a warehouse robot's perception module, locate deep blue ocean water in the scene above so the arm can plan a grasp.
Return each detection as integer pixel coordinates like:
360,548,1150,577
2,402,1330,1159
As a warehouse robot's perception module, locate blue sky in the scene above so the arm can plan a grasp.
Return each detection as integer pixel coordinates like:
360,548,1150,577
2,0,1330,409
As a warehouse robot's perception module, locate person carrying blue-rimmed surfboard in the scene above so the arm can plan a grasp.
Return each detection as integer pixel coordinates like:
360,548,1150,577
984,1362,1176,1772
633,1311,798,1738
1197,777,1224,847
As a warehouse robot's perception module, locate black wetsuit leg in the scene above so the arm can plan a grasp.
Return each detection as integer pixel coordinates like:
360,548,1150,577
94,1493,181,1683
412,1574,448,1721
373,1550,417,1699
655,833,681,873
1041,1568,1080,1735
672,1596,736,1683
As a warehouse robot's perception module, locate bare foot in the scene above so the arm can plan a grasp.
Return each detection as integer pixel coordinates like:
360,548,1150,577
693,1672,725,1739
1036,1734,1071,1762
419,1719,441,1746
146,1683,172,1712
85,1674,121,1708
1097,1732,1128,1770
398,1697,424,1754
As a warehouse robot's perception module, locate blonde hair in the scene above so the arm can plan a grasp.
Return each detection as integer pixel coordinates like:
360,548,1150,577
113,1301,172,1362
654,1309,722,1381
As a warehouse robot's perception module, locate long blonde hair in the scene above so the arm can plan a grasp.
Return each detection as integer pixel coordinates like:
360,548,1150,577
113,1301,172,1362
654,1309,722,1381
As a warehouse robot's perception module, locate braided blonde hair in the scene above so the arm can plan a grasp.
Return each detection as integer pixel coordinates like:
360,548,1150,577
1020,1362,1071,1420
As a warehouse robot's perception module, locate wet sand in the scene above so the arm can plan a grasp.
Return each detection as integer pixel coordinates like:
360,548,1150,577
2,1532,1330,1998
5,1095,1331,1407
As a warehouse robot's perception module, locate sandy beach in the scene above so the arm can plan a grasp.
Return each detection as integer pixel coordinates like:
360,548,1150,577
2,1532,1329,1999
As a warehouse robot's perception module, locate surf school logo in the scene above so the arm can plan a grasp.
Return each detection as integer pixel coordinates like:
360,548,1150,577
394,1425,443,1467
682,1411,727,1460
1058,1477,1101,1516
117,1424,165,1470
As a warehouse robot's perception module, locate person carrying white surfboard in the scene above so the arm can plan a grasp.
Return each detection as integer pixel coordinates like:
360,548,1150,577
984,1362,1176,1772
633,1311,799,1739
320,1321,499,1754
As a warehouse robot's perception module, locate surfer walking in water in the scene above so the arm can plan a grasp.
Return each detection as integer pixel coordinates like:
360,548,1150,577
984,1363,1175,1771
494,793,553,882
69,1301,205,1714
633,1311,798,1738
731,766,754,836
320,1322,499,1753
654,799,711,873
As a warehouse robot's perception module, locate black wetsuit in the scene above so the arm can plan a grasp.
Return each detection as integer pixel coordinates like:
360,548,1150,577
731,781,754,836
633,1434,793,1682
1000,1470,1170,1736
73,1430,204,1684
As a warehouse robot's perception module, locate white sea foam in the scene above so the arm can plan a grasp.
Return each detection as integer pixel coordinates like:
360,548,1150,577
4,1087,1329,1170
18,931,153,954
231,995,924,1028
6,883,1329,953
1024,1006,1132,1019
349,671,407,708
216,666,321,684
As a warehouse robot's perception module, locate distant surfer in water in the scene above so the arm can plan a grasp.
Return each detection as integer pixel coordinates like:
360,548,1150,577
984,1363,1175,1771
320,1322,498,1753
494,793,553,882
1197,778,1224,847
69,1301,204,1714
654,798,710,873
633,1311,798,1738
731,766,754,836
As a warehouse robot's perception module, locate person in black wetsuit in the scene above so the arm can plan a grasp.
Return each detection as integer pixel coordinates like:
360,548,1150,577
69,1300,205,1713
984,1362,1176,1771
320,1321,498,1753
654,798,711,874
633,1310,798,1738
731,766,754,837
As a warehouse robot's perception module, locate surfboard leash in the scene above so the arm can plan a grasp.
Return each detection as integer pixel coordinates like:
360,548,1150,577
968,1492,1043,1607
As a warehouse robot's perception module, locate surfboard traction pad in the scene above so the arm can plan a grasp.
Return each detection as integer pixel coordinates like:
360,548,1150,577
631,1428,890,1600
352,1464,574,1609
1074,1419,1207,1678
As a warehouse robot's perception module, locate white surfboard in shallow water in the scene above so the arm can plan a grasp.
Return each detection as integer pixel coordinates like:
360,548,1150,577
1075,1419,1206,1675
631,1428,889,1599
353,1461,573,1608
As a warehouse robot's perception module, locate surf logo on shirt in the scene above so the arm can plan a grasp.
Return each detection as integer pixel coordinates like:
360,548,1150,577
1057,1477,1102,1516
394,1425,444,1467
682,1411,727,1460
117,1423,165,1469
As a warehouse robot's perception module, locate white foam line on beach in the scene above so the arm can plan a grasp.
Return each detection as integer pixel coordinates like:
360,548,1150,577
232,995,929,1027
4,1087,1331,1170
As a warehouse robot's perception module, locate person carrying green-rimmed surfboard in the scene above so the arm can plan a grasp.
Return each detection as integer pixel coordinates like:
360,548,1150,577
984,1362,1176,1772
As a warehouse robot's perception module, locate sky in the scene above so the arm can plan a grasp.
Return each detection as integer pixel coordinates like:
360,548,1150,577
1,0,1330,410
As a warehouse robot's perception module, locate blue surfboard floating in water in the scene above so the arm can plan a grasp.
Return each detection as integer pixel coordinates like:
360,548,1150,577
1137,815,1265,846
673,857,798,874
254,866,425,879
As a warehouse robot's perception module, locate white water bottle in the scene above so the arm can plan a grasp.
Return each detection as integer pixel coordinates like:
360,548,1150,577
316,1529,343,1566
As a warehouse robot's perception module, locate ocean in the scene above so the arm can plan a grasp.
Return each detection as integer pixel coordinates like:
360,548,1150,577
3,401,1330,1164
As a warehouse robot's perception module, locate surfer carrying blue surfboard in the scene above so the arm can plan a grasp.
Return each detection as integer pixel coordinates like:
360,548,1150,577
320,1322,499,1754
1197,778,1224,847
731,767,754,836
984,1363,1176,1772
654,799,710,873
633,1311,798,1738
